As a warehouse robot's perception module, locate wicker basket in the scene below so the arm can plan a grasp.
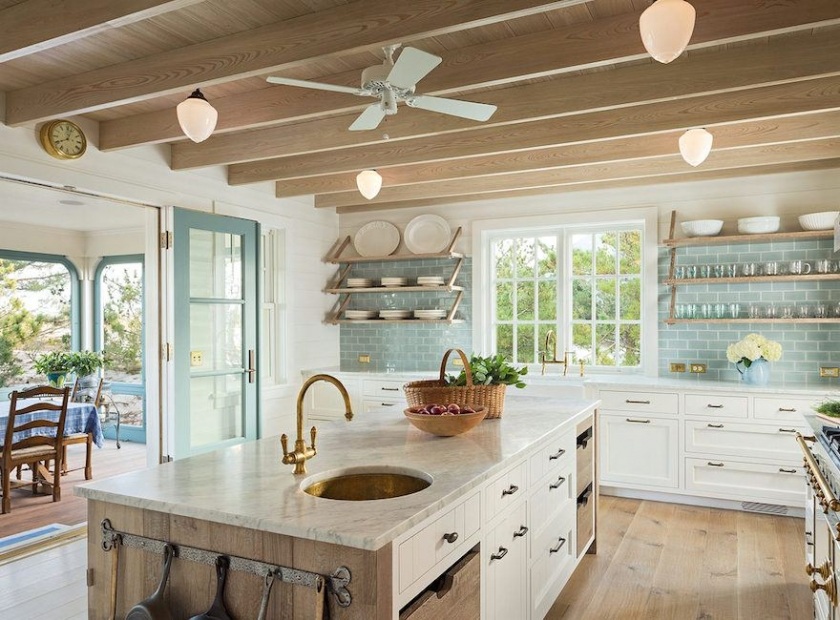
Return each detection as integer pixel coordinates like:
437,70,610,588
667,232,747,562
403,348,507,419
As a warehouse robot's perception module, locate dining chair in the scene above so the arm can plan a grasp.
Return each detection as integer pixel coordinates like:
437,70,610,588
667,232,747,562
62,377,101,480
1,385,70,514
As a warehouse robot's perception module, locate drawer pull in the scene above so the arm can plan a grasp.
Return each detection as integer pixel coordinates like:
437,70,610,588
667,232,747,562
707,423,724,429
779,428,797,434
501,484,519,497
549,537,567,554
577,484,593,507
490,547,508,561
381,387,399,391
380,402,395,407
707,404,724,409
549,449,566,461
779,468,798,474
442,532,459,544
779,407,797,412
549,476,566,490
513,525,529,538
707,461,725,468
577,427,593,450
625,399,651,404
626,418,651,424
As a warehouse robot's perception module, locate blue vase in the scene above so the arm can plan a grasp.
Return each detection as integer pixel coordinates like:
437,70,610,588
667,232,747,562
736,358,770,386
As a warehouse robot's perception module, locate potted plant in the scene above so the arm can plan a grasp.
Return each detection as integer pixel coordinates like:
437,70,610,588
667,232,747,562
68,350,104,388
444,353,529,389
816,400,840,420
33,351,73,387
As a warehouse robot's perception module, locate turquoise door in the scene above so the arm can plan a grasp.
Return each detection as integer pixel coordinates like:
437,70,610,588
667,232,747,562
172,209,259,458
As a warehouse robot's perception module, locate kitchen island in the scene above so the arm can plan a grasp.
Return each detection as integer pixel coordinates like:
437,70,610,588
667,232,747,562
78,393,597,619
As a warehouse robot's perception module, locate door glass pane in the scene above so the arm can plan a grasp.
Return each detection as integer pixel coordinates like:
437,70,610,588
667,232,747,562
189,230,242,299
189,303,243,372
100,262,143,382
189,375,243,449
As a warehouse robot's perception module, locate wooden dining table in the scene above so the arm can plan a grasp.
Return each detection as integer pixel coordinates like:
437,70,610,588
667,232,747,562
0,399,104,448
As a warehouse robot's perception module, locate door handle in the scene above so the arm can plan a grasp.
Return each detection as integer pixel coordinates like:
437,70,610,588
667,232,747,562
490,547,508,561
549,476,566,490
246,349,257,384
513,525,528,538
501,484,519,497
549,448,566,460
549,537,567,554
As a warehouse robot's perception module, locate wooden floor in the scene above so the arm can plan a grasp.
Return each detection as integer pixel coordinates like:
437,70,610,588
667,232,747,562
548,496,812,620
0,439,147,540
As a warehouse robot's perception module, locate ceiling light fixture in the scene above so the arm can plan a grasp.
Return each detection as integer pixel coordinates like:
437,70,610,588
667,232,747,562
176,89,218,143
356,170,383,200
679,128,713,167
639,0,696,64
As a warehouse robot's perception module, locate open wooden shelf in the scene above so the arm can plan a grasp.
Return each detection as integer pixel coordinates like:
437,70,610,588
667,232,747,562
326,318,465,325
665,318,840,325
325,226,464,263
325,285,464,294
662,229,833,248
663,274,840,285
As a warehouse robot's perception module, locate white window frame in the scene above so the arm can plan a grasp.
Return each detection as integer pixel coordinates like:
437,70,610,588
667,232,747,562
472,207,659,376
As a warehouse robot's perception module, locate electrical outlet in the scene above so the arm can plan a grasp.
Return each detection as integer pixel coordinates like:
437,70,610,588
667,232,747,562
358,354,371,364
820,366,840,378
689,363,707,374
670,363,686,373
190,351,203,366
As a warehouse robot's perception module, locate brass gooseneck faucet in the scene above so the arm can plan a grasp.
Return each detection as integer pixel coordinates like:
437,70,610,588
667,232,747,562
281,374,353,475
541,330,577,376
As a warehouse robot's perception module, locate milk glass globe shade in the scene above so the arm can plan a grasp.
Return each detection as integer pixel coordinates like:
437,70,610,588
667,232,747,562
679,128,713,167
176,89,218,143
639,0,696,64
356,170,383,200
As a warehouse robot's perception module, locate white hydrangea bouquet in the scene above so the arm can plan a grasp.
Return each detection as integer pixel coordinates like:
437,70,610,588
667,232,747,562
726,333,783,367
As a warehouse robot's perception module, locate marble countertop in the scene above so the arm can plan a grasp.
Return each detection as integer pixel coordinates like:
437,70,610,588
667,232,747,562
77,394,597,551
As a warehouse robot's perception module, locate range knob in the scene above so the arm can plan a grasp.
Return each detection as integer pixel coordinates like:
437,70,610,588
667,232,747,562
807,561,832,580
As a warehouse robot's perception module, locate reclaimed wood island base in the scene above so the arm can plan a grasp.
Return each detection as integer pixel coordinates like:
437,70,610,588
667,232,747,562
80,394,598,619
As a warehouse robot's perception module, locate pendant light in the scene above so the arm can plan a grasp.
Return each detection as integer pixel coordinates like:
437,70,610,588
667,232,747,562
639,0,696,64
679,128,713,167
176,89,218,143
356,170,382,200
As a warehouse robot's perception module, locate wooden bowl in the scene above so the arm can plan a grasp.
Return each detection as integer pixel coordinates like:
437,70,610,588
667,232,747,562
403,406,487,437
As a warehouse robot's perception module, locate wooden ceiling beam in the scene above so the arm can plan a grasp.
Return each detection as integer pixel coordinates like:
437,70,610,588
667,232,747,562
174,27,840,169
102,0,840,151
4,0,579,125
316,138,840,207
279,111,840,199
229,76,840,185
333,159,840,214
0,0,203,63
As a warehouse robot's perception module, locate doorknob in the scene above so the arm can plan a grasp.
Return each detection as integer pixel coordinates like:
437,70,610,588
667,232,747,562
246,349,257,384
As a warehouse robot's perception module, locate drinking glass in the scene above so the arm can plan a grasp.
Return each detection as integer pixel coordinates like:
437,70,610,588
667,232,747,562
699,265,712,279
780,305,794,319
675,266,686,279
686,265,698,279
790,260,812,275
797,304,812,318
815,304,828,319
764,261,779,276
726,264,738,278
742,263,760,277
714,303,726,318
816,259,837,274
728,303,740,319
748,304,762,319
764,306,778,319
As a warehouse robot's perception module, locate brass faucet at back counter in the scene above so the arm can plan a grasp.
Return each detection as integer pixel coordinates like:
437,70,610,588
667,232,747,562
281,374,353,475
541,330,583,376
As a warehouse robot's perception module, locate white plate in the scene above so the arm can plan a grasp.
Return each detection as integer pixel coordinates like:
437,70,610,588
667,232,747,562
354,221,401,257
347,279,373,288
345,310,377,319
404,215,451,254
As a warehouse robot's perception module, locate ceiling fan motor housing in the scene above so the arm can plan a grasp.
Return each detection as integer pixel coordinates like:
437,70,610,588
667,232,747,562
361,64,391,90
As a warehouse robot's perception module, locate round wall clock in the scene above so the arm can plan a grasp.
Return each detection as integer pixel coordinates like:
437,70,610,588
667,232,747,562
39,119,87,160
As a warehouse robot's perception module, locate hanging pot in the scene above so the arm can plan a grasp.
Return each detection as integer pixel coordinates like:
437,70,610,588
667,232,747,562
735,358,770,386
126,544,174,620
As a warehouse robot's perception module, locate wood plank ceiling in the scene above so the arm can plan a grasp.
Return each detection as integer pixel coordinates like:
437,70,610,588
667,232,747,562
1,0,838,213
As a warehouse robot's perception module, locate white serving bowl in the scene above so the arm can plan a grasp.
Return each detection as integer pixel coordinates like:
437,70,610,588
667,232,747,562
798,211,839,231
680,220,723,237
737,216,780,234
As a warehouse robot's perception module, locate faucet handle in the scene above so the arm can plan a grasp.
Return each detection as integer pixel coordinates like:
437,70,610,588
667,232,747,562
280,433,290,459
310,426,318,452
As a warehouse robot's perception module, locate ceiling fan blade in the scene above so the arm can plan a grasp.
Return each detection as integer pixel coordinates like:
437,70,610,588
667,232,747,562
349,104,387,131
387,47,442,90
408,95,497,122
266,76,362,95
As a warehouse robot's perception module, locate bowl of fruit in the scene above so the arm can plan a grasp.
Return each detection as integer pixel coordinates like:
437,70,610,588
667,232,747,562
404,404,487,437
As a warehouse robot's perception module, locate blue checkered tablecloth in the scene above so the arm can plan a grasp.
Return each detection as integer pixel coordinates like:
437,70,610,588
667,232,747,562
0,400,104,448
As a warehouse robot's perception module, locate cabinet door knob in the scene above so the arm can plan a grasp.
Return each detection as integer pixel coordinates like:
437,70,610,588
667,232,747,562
810,577,837,605
806,561,832,580
549,449,566,460
513,525,528,538
442,532,459,544
490,546,508,561
549,476,566,490
549,537,567,554
501,484,519,497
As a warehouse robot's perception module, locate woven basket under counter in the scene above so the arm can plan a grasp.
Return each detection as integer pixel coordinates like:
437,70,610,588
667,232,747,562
403,348,507,419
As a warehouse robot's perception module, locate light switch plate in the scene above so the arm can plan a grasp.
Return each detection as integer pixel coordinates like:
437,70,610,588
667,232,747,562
689,363,707,374
670,363,686,373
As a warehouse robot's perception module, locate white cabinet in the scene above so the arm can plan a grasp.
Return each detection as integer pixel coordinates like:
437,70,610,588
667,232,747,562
597,389,678,414
684,393,747,419
301,372,360,421
753,395,815,423
485,499,528,620
684,458,806,506
684,420,806,462
599,412,679,489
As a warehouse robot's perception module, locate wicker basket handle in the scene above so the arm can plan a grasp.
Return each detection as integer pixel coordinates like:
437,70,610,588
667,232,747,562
438,349,474,387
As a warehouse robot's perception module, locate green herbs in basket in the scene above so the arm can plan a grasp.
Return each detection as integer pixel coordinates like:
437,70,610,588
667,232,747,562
444,354,528,389
816,400,840,418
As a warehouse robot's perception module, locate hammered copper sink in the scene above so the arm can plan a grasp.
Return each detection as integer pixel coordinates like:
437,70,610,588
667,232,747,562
302,467,432,501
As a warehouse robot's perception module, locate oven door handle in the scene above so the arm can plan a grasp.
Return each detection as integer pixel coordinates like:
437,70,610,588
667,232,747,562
796,432,840,512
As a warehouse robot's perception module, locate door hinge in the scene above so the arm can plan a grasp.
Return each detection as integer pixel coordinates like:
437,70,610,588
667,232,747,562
86,568,94,587
162,342,173,361
162,454,173,463
160,231,173,249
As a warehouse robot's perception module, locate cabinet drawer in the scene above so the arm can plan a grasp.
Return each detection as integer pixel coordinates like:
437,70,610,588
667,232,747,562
576,482,595,557
362,377,405,397
684,421,806,461
684,393,747,418
529,463,574,559
598,390,678,414
362,398,403,413
398,491,479,593
684,457,806,505
530,506,575,620
529,429,574,485
400,548,480,620
576,424,594,497
486,460,527,522
753,396,816,423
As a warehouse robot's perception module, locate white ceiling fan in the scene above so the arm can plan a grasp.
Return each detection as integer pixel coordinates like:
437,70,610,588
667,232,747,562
266,44,497,131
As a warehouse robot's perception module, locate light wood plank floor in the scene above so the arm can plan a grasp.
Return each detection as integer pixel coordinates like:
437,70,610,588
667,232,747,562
0,439,147,539
548,496,812,620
